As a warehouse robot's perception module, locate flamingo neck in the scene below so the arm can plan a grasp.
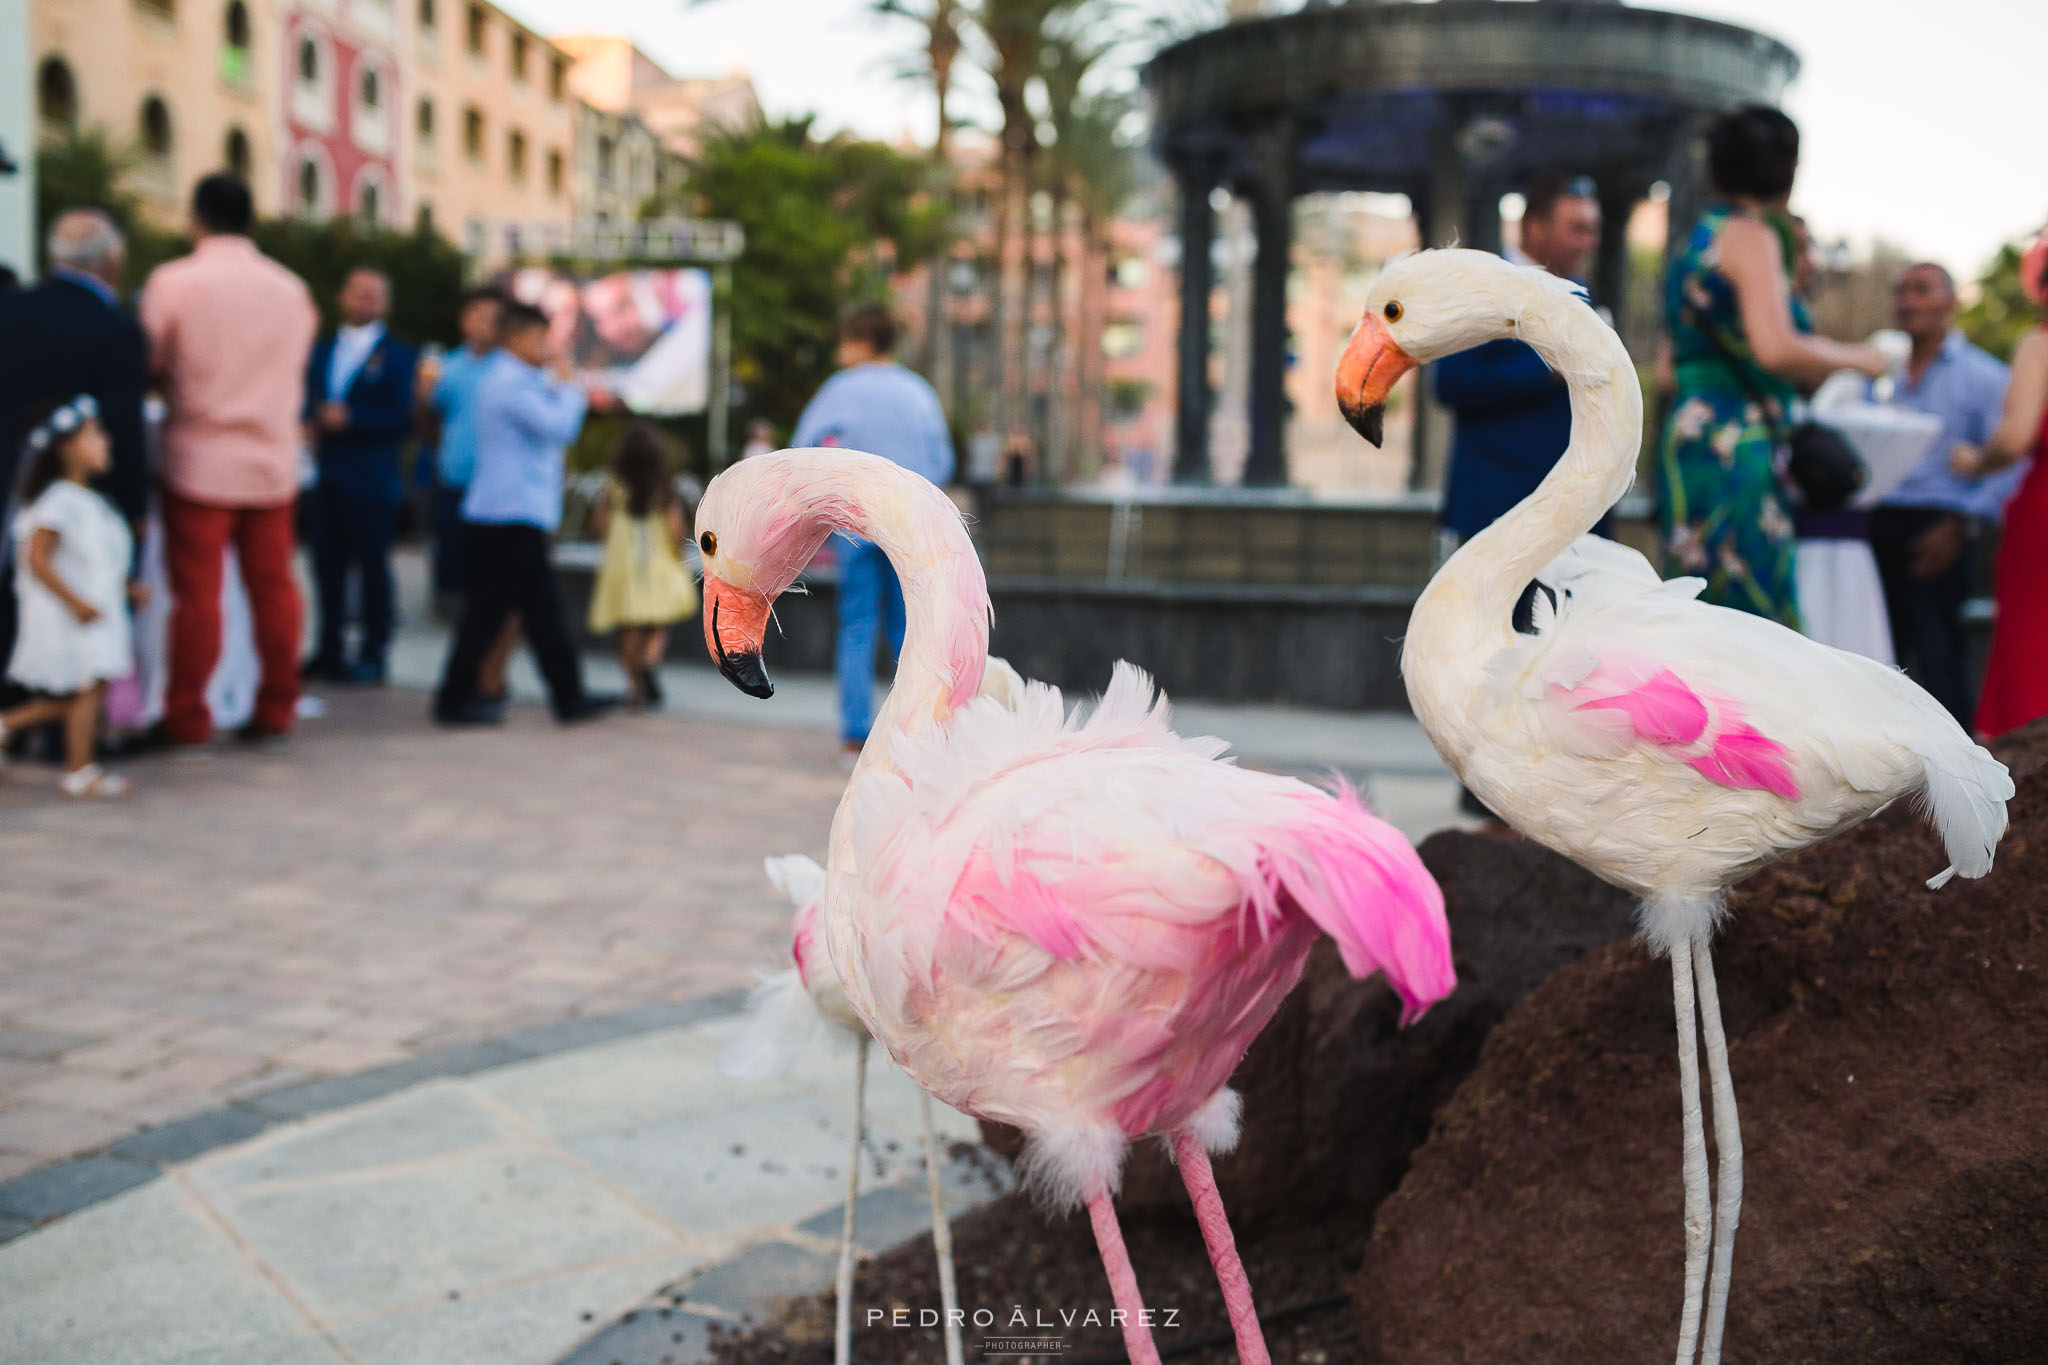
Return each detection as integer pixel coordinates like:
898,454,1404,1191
1409,280,1643,679
809,461,990,778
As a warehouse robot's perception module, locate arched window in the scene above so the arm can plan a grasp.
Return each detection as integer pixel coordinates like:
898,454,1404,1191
416,202,434,233
416,97,434,140
139,96,174,159
298,35,320,84
298,157,321,214
361,66,381,110
224,1,250,49
418,0,435,29
37,56,78,133
596,133,614,183
507,128,527,181
359,180,381,223
224,125,251,179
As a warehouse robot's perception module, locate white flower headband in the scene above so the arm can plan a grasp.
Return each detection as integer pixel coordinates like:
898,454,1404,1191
24,395,98,455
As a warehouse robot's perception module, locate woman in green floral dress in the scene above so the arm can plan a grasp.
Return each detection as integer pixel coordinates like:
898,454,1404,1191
1657,107,1889,626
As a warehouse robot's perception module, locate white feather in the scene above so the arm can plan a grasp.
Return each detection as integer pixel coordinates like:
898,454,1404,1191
716,968,828,1080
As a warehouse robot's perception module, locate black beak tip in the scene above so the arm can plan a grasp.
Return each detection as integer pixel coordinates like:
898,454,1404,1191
718,651,775,699
1344,403,1387,448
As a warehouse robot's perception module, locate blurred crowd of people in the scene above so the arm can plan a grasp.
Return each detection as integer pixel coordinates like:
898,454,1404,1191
1436,104,2047,782
0,173,707,795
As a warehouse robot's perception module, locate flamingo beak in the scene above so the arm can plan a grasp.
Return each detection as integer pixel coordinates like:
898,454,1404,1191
702,576,775,698
1336,312,1417,448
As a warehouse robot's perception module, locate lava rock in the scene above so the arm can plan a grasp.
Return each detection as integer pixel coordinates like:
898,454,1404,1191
1354,719,2048,1364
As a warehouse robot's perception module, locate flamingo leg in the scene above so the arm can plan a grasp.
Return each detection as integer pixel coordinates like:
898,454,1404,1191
835,1034,869,1365
1672,936,1712,1365
1171,1129,1270,1365
1085,1186,1163,1365
918,1088,965,1365
1693,938,1743,1365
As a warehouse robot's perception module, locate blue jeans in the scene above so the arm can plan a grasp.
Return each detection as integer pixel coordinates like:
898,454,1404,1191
835,535,905,744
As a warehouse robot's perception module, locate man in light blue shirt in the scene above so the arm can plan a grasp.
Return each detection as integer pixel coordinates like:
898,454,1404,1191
424,287,504,601
791,302,955,754
1868,262,2015,724
433,302,613,727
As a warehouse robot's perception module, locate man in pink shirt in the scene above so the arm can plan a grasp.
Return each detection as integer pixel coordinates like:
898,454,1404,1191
140,174,318,745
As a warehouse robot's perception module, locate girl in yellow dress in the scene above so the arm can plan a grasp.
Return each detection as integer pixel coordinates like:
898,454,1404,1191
587,424,698,708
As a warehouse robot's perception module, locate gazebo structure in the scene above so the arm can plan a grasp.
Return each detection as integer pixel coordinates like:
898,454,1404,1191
1146,0,1800,486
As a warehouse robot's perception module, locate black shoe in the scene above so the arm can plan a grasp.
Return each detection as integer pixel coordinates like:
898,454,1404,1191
342,660,388,686
640,667,665,709
557,694,620,725
435,699,506,727
302,654,346,682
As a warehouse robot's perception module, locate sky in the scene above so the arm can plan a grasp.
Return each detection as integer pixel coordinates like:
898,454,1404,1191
501,0,2048,278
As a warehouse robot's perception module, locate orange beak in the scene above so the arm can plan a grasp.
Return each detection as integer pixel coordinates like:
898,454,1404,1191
702,575,776,698
1335,312,1417,448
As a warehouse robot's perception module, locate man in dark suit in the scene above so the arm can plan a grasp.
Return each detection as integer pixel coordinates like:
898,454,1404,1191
0,209,151,692
302,266,417,684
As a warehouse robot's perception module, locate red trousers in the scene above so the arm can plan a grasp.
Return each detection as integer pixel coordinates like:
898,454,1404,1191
161,489,303,743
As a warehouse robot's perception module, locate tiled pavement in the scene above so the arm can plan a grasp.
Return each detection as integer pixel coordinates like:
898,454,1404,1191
0,686,853,1187
0,1005,1004,1365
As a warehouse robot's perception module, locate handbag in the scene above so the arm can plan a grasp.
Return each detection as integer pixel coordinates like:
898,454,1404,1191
1684,305,1868,513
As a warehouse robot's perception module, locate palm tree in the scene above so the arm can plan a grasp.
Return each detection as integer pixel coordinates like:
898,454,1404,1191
1060,88,1138,479
874,0,968,411
974,0,1074,452
1036,25,1117,478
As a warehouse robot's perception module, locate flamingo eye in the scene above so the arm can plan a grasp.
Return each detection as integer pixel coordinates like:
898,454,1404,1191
1383,301,1404,323
699,531,717,556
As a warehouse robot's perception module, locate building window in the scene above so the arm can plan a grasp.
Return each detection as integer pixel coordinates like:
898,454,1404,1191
416,96,434,140
416,202,434,232
221,1,251,83
1101,321,1143,360
510,31,528,82
549,56,565,101
465,4,485,55
139,95,174,159
36,56,78,133
507,129,527,181
546,148,562,196
298,34,320,84
136,0,174,17
596,134,614,184
298,157,321,214
463,106,484,159
418,0,434,29
359,180,381,222
224,125,250,178
360,66,381,110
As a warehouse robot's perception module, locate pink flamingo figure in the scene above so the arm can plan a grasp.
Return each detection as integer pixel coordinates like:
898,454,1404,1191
718,660,1024,1365
1336,248,2013,1365
692,450,1453,1365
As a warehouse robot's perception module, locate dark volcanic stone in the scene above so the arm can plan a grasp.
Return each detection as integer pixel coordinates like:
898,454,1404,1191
1354,719,2048,1364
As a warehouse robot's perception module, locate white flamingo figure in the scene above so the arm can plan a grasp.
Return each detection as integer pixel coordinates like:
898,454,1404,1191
1334,248,2013,1365
717,659,1025,1365
692,449,1453,1365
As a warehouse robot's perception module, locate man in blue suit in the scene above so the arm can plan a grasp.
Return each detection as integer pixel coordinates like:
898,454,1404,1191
303,267,417,683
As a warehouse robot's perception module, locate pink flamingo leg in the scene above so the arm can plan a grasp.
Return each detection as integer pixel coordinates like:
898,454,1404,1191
1171,1130,1271,1365
1085,1187,1163,1365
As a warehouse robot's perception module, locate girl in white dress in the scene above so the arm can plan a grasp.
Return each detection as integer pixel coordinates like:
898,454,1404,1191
0,396,146,797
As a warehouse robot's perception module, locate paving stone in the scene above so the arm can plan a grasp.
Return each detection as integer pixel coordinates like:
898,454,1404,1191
0,1028,93,1062
0,1178,312,1364
0,1105,134,1160
795,1181,942,1254
678,1240,839,1325
0,1156,158,1223
107,1106,277,1168
554,1305,723,1365
191,1087,506,1190
334,1250,705,1365
563,1092,926,1238
205,1146,680,1322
